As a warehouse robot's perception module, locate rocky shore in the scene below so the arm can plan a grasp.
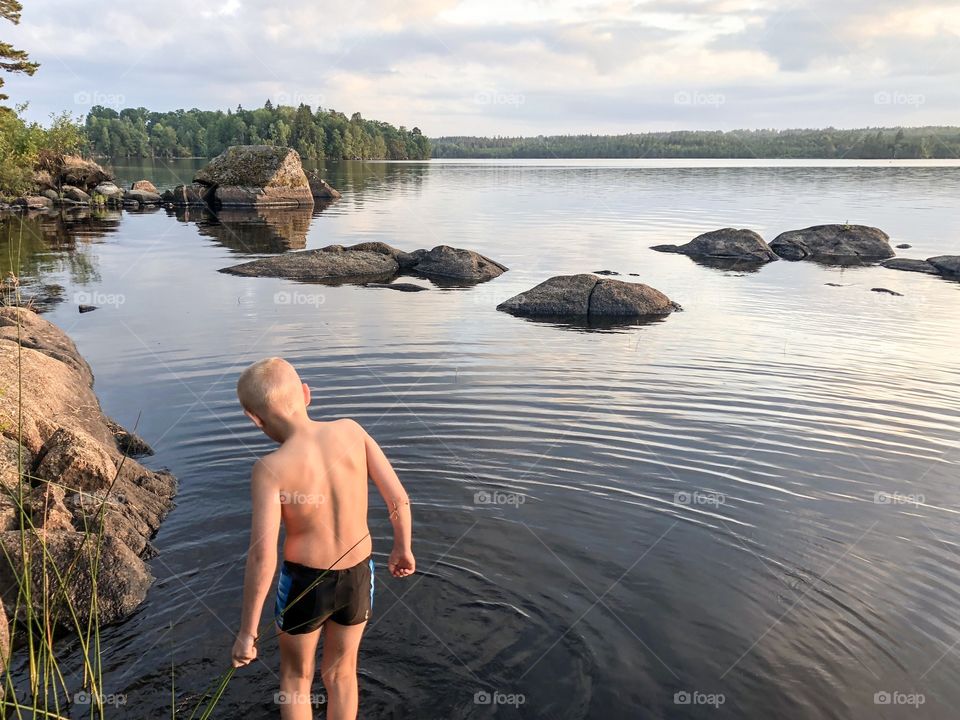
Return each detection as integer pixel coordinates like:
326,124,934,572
0,307,177,636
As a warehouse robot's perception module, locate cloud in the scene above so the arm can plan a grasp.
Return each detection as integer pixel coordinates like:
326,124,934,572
3,0,959,134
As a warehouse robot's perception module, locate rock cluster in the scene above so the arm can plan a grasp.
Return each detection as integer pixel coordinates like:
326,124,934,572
0,307,177,632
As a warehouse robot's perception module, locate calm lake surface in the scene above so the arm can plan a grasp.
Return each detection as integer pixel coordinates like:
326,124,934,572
3,159,960,719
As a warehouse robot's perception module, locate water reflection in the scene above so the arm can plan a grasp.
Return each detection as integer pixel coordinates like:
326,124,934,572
174,205,321,254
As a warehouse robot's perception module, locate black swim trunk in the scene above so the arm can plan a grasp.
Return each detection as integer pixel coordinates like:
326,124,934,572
274,556,374,635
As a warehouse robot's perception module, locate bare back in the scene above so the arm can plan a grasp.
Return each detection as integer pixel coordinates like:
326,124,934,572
262,418,372,569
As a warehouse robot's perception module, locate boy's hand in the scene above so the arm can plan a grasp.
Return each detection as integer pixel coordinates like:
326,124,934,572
388,547,415,578
231,632,257,668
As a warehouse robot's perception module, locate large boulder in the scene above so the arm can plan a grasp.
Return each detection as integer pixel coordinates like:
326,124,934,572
124,189,162,206
93,182,124,202
770,224,894,262
497,274,679,318
0,530,153,631
0,307,177,569
652,228,777,263
927,255,960,277
408,245,507,282
194,145,314,208
63,186,91,203
305,171,342,200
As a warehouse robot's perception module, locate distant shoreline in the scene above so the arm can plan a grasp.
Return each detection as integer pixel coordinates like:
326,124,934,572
430,127,960,160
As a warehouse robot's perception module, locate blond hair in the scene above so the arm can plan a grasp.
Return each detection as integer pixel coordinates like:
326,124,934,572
237,357,304,417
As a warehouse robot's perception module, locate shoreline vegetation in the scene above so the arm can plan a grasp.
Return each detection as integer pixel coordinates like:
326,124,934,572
431,127,960,159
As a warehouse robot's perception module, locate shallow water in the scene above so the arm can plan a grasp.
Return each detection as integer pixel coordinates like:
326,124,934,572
3,159,960,718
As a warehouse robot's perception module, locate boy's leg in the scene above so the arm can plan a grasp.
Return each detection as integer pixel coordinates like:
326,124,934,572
278,626,322,720
319,620,366,720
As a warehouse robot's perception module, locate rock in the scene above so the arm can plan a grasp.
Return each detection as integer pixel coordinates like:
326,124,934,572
896,243,912,249
593,270,619,275
168,183,211,206
926,255,960,277
0,596,8,676
106,418,154,457
305,171,342,199
824,282,846,287
55,155,111,190
131,180,158,194
78,304,97,313
124,189,162,206
220,242,505,285
41,189,59,202
0,530,153,630
652,228,778,263
0,307,176,563
34,427,117,493
409,245,507,282
12,196,53,211
23,482,75,531
365,282,429,292
497,274,679,318
0,436,32,492
194,145,314,208
93,182,123,200
221,244,400,281
881,258,939,275
770,224,894,262
871,288,903,296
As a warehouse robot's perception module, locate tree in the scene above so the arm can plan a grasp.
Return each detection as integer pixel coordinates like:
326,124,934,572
0,0,39,102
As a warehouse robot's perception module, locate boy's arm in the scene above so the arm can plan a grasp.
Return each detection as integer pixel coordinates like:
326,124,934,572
232,460,281,667
362,426,415,578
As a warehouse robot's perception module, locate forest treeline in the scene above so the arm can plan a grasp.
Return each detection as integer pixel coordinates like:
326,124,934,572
431,127,960,159
84,102,431,160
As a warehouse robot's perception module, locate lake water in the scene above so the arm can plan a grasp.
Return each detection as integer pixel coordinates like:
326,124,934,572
2,159,960,718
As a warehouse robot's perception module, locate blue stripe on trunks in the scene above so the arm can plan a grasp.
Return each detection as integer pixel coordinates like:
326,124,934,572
274,565,293,627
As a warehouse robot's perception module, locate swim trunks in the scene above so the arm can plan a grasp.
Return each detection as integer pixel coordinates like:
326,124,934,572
274,556,374,634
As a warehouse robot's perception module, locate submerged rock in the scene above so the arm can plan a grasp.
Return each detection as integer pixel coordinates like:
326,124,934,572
770,224,894,262
195,145,314,208
927,255,960,277
652,228,777,263
871,287,903,296
896,243,912,249
365,282,429,292
409,245,507,282
881,258,939,275
220,243,506,284
12,196,53,211
497,274,679,318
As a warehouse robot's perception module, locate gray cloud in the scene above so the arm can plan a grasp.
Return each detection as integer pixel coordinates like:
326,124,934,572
3,0,958,135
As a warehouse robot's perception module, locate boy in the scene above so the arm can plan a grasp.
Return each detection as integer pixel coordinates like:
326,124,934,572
231,357,414,720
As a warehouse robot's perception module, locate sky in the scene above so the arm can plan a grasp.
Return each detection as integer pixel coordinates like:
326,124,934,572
4,0,960,136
